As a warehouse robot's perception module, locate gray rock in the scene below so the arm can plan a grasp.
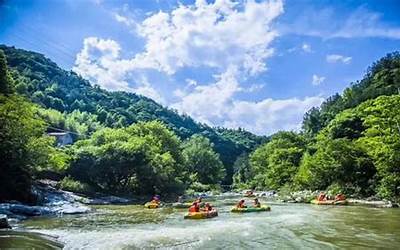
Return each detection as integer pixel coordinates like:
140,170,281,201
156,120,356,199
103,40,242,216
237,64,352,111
0,214,11,229
295,197,303,203
52,204,91,214
84,195,132,205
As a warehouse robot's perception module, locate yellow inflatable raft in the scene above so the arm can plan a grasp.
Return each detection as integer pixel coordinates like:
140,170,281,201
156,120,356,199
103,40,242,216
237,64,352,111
231,205,271,213
144,202,160,209
310,199,348,205
184,210,218,219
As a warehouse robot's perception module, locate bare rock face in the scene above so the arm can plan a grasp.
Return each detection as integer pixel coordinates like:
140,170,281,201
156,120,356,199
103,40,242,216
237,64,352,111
0,214,11,229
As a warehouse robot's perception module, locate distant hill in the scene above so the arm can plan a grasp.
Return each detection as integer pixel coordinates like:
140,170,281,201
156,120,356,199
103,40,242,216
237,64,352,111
302,51,400,136
1,44,267,184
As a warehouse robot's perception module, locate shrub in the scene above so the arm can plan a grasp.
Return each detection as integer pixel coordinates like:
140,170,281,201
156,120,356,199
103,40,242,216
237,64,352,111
58,176,92,194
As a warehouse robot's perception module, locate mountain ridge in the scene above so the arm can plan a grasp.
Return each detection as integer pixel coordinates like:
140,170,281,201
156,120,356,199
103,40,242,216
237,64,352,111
1,44,267,184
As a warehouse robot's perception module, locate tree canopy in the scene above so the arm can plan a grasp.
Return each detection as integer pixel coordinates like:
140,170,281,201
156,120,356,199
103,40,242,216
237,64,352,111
0,44,265,184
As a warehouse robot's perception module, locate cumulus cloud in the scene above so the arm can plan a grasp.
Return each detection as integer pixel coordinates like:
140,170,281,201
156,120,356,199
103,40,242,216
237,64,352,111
326,54,352,64
75,0,284,86
73,37,131,91
74,1,323,135
134,0,284,75
73,37,164,100
312,74,325,86
172,66,240,124
225,96,324,135
172,67,324,135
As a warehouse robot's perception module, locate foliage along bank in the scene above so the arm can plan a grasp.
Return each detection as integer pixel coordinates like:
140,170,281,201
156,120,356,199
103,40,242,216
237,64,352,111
0,47,228,203
233,52,400,201
0,45,266,186
1,44,399,203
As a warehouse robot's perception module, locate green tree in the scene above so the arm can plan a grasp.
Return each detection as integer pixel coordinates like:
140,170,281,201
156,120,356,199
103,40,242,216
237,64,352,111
232,153,253,189
0,95,65,203
0,49,14,95
294,138,375,196
182,134,225,185
69,121,186,195
250,131,306,190
357,96,400,199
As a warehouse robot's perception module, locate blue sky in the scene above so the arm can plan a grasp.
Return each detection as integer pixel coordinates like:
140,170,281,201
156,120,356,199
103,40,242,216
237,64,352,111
1,0,400,135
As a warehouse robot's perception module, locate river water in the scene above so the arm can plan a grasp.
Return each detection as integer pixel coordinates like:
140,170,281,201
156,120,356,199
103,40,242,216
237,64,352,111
4,196,400,249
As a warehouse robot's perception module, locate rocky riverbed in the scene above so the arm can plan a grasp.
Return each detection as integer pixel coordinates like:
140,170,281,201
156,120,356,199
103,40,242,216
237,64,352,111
0,181,136,229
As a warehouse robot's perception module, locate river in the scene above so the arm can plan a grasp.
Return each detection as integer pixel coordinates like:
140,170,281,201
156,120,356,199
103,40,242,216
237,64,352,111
2,196,400,249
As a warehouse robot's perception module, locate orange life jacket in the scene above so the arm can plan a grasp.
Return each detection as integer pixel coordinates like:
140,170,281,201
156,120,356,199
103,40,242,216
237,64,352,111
335,194,346,201
189,203,200,213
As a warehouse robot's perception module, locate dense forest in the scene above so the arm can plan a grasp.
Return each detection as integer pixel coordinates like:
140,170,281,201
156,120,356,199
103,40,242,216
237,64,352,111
233,52,400,201
1,44,399,203
0,45,265,203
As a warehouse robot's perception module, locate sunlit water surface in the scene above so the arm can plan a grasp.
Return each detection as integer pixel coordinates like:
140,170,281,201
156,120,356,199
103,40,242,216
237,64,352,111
6,197,400,249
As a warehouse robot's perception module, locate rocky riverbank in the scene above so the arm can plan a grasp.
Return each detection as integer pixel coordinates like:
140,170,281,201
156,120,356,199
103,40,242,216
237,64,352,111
0,187,90,228
0,180,136,229
274,190,399,208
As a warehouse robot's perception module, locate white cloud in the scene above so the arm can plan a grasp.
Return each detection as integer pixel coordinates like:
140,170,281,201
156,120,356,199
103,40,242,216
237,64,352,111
225,96,324,135
114,13,137,27
73,37,132,91
75,0,284,88
73,37,164,101
312,74,325,86
134,0,284,75
287,42,312,54
246,84,264,93
185,79,198,87
172,66,240,124
326,54,352,64
280,6,400,39
133,76,166,105
74,1,324,135
302,43,312,53
172,67,324,135
331,7,400,39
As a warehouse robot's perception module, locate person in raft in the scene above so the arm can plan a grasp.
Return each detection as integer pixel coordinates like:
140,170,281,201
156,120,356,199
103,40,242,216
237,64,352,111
189,201,200,213
192,197,203,207
237,199,247,208
203,203,213,212
335,193,346,201
152,195,161,204
245,190,254,196
253,198,261,208
317,192,327,201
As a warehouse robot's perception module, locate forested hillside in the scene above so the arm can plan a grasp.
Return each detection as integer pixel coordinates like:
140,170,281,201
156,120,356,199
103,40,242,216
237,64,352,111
2,44,399,203
302,52,400,137
234,52,400,201
0,45,266,185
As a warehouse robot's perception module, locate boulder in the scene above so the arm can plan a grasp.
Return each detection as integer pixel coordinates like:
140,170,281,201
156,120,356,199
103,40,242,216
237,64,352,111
0,214,11,229
8,204,52,216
